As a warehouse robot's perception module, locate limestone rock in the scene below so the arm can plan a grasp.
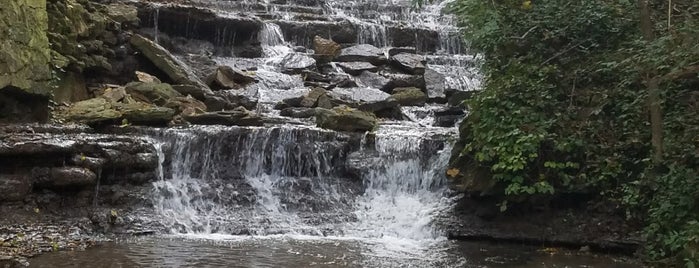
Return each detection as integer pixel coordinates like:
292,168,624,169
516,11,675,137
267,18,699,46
34,167,97,188
125,81,182,106
183,107,263,126
106,3,139,26
357,71,391,91
280,107,316,118
116,101,175,125
281,53,316,74
390,53,426,74
391,87,426,106
336,62,378,75
0,0,51,94
63,98,121,124
388,47,416,56
164,96,207,116
336,44,386,65
130,34,212,94
135,71,161,83
205,66,257,90
315,106,377,132
313,36,341,58
0,174,31,202
424,68,446,102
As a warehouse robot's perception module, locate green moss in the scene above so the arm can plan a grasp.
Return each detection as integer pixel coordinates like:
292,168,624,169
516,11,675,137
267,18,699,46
0,0,51,95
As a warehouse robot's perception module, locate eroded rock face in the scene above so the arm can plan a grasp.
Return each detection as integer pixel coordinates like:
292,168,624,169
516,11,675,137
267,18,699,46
315,106,377,132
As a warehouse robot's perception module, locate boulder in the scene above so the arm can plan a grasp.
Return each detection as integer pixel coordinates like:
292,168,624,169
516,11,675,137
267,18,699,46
380,71,425,91
336,44,386,65
391,87,426,106
336,62,378,75
0,174,31,202
125,81,182,106
183,107,263,126
315,106,378,132
33,167,97,188
357,71,391,91
205,65,257,90
300,87,328,107
424,68,447,102
313,36,341,61
130,34,212,94
280,107,316,118
63,98,122,124
281,53,316,74
390,53,425,74
326,87,400,118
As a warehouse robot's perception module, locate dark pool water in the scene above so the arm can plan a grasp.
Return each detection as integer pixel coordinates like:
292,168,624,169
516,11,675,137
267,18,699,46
29,235,638,268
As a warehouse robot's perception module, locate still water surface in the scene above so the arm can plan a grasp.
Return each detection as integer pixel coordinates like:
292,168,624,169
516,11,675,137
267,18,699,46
30,235,637,268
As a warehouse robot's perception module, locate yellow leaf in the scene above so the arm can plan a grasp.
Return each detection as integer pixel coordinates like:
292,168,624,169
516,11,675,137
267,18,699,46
446,168,460,177
521,0,532,10
33,208,40,214
110,209,118,217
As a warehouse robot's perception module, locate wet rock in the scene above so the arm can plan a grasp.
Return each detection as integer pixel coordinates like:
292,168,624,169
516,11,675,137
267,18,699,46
34,167,97,188
326,87,396,111
336,44,386,65
183,107,262,126
69,155,107,171
118,102,175,125
62,98,121,124
313,36,341,62
390,53,426,75
280,107,316,118
164,96,207,116
130,34,212,95
391,87,426,106
302,70,331,83
388,47,416,56
380,71,425,92
125,81,182,106
335,62,378,75
0,174,31,202
300,88,328,107
434,107,465,127
205,66,257,90
281,53,316,74
106,3,139,26
315,106,377,132
424,68,446,102
357,71,391,91
203,89,258,111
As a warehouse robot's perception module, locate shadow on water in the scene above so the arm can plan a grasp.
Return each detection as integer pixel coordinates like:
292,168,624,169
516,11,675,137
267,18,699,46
29,236,638,268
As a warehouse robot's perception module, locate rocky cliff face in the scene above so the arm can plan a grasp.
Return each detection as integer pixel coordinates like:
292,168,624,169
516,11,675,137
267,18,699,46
0,0,51,94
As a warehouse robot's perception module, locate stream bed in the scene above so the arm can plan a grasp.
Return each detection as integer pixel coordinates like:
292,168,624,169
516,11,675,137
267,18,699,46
29,235,637,268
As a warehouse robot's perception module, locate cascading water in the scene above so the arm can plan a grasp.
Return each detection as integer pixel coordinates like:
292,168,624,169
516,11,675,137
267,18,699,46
140,0,474,264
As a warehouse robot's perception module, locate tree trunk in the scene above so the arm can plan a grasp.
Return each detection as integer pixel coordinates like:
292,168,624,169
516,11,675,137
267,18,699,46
639,0,664,164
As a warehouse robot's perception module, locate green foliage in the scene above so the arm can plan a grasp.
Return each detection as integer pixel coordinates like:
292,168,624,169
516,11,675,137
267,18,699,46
448,0,699,263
